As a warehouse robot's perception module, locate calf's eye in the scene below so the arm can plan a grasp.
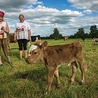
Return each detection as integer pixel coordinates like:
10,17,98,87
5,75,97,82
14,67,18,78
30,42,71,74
34,52,37,54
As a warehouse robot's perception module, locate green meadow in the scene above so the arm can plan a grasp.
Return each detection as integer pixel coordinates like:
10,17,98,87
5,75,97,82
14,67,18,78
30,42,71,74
0,39,98,98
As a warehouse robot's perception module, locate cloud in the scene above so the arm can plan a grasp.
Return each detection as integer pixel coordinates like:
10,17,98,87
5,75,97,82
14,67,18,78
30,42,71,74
0,0,37,12
68,0,98,11
83,10,92,14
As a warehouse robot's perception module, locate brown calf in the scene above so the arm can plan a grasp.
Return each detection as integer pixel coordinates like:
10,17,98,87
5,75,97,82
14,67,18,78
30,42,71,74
25,41,85,93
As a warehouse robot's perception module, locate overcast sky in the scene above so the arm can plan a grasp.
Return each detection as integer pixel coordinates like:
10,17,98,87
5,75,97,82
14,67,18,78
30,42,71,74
0,0,98,37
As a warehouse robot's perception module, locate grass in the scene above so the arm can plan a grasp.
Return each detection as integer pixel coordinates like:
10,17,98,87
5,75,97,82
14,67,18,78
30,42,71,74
0,38,98,98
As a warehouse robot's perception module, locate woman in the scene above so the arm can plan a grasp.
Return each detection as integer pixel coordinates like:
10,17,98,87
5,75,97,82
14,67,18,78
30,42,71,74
14,14,31,59
0,10,13,67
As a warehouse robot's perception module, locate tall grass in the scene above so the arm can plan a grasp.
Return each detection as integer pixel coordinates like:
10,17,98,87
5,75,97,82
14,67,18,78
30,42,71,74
0,39,98,98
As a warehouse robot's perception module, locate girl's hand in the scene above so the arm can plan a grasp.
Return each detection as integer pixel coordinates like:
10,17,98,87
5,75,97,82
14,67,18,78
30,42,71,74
1,26,5,33
1,26,5,31
0,30,4,34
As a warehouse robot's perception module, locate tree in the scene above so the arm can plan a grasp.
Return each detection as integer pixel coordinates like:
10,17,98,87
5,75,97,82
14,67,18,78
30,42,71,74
49,28,62,39
74,28,85,38
89,25,98,38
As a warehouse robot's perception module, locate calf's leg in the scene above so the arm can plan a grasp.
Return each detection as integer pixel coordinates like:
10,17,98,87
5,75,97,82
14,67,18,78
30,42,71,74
78,61,85,83
46,67,55,93
54,68,60,88
70,61,78,84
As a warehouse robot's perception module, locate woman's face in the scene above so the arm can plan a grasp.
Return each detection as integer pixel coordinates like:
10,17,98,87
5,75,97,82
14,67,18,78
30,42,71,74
19,15,24,23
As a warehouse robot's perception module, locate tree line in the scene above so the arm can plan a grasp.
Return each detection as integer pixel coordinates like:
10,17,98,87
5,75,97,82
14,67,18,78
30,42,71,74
70,25,98,39
41,25,98,39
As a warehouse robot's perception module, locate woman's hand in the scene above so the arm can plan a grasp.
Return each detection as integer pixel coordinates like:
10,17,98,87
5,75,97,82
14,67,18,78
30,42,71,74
14,37,17,42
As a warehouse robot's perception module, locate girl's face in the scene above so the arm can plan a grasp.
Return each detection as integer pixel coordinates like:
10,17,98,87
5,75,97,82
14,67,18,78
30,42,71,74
0,17,3,22
19,15,24,23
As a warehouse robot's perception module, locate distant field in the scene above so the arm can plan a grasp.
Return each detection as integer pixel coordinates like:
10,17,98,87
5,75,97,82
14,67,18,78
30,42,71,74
0,38,98,98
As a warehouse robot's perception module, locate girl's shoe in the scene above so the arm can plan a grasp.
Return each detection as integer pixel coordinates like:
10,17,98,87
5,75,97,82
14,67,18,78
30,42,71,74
0,64,3,66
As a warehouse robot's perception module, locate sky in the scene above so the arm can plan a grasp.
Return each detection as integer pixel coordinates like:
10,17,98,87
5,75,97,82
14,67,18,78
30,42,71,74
0,0,98,37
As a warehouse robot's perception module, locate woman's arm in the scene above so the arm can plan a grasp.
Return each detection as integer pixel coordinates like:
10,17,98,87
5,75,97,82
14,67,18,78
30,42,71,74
28,30,31,41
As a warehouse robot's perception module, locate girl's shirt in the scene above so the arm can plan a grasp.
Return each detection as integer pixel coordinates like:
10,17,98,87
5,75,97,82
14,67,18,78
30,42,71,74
0,22,7,39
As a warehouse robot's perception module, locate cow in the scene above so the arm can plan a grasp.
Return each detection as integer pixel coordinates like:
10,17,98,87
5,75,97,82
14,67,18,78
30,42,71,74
25,41,85,93
64,36,69,41
81,35,85,41
92,38,98,43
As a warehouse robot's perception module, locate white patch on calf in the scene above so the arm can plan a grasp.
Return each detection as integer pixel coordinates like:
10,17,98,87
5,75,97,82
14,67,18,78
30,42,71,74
28,45,37,56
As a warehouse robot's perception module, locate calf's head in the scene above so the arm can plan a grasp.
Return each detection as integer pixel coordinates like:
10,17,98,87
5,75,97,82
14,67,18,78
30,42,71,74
25,41,48,64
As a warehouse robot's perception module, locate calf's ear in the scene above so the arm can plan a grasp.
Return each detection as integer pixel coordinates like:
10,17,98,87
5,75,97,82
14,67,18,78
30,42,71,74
41,41,48,50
